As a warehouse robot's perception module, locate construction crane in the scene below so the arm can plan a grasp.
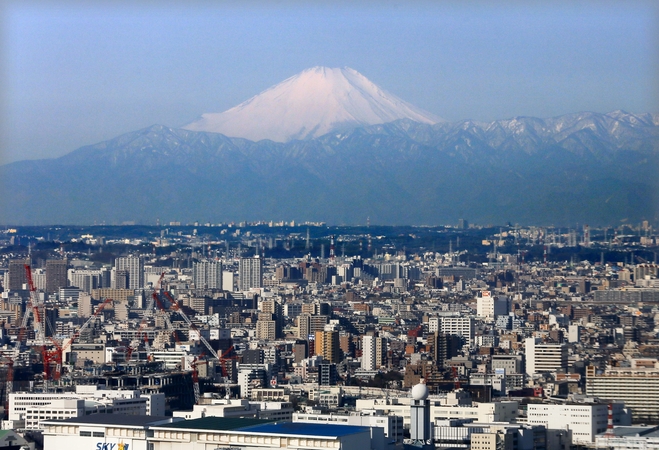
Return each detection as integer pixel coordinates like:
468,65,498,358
190,353,210,405
163,291,219,360
127,273,165,361
23,265,51,390
48,297,114,382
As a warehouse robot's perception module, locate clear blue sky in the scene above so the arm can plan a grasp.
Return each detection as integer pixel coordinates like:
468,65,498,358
1,0,657,164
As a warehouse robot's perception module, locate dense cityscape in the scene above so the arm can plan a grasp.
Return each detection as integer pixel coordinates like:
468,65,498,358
0,220,657,449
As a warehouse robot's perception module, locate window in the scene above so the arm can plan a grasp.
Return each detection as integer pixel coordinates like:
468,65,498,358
93,432,105,437
80,431,92,437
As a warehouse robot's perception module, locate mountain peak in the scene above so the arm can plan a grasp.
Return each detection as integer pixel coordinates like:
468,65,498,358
183,67,442,142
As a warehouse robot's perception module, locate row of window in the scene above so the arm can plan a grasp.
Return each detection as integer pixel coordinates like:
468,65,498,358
79,431,104,437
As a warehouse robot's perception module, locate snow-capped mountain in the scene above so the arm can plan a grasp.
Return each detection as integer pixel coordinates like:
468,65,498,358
183,66,442,142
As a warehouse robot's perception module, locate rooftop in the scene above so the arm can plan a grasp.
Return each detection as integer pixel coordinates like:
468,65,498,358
44,414,179,427
240,422,371,437
159,417,275,431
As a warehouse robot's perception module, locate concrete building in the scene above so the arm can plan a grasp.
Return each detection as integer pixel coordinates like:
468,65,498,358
525,337,567,375
439,316,474,346
115,256,144,290
192,260,222,289
356,395,518,430
315,330,340,363
361,335,386,371
239,256,263,291
9,386,164,431
527,402,630,445
45,259,69,294
7,259,29,291
293,411,404,442
476,291,509,321
586,365,659,423
43,414,385,450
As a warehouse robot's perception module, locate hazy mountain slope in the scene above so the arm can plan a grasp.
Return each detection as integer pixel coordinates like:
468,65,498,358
183,66,442,142
1,112,657,226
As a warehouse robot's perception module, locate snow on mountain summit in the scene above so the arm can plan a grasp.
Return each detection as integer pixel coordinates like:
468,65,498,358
183,66,443,142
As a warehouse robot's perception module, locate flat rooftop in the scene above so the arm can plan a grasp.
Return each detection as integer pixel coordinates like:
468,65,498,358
161,417,275,431
44,414,180,427
240,422,370,437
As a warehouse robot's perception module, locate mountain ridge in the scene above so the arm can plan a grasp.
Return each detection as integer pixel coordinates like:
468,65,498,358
1,110,657,226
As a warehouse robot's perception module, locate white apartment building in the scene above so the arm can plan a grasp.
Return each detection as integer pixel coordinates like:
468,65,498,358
428,317,440,334
525,337,567,375
527,402,629,445
586,365,659,423
440,316,475,346
361,335,386,371
476,291,509,321
239,256,263,291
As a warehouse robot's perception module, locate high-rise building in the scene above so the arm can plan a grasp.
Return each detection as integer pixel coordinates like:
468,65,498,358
192,261,222,289
361,335,387,370
45,259,68,294
297,314,329,339
239,256,263,291
430,333,461,368
315,330,340,363
8,259,29,291
260,299,283,338
440,316,475,346
115,256,144,290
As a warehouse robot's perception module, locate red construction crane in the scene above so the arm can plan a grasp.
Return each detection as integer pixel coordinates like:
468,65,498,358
22,265,51,389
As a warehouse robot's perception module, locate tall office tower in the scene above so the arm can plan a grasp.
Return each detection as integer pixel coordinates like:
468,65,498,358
45,259,68,294
193,260,223,289
239,256,263,291
525,337,567,375
8,259,29,291
315,330,340,363
115,256,144,290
